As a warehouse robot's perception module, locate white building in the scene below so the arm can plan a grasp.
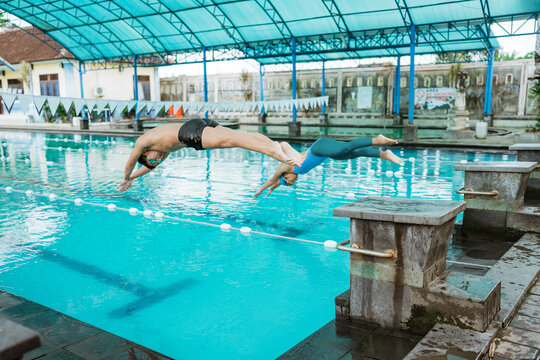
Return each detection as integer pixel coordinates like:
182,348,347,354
0,26,159,121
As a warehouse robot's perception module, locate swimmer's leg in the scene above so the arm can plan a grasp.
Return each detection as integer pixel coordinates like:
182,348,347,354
201,126,301,166
333,147,402,164
310,138,372,158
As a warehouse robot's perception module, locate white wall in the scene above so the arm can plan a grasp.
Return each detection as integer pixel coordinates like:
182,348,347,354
80,63,157,101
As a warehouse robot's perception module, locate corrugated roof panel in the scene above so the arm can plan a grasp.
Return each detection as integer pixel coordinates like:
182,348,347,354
344,10,403,31
195,30,237,47
176,8,223,32
69,25,109,45
68,46,94,60
489,0,540,17
271,0,330,21
158,0,200,11
161,35,193,51
411,2,484,24
115,0,156,17
221,2,270,27
240,24,283,41
336,0,398,14
79,3,118,22
138,15,179,36
93,43,125,58
48,30,81,48
288,17,337,37
106,20,143,41
124,39,157,54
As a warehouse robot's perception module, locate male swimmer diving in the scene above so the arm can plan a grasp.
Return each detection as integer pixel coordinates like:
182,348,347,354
118,118,302,192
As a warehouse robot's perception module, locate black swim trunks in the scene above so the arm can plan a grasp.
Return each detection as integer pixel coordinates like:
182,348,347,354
177,118,220,150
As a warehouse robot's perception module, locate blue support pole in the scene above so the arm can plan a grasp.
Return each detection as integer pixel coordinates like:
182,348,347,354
484,47,495,115
408,24,416,124
394,55,401,114
78,61,86,119
291,37,297,122
259,63,265,114
203,47,208,119
133,55,139,120
322,60,326,114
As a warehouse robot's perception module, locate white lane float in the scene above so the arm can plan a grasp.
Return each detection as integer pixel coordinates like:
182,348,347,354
5,187,13,193
74,198,83,206
25,190,33,196
346,192,355,199
129,208,138,215
107,204,117,211
220,223,231,231
154,211,164,219
385,170,393,177
323,240,337,252
143,210,152,217
48,193,58,201
240,226,252,234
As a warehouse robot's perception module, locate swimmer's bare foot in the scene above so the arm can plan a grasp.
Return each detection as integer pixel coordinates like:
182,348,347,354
271,141,301,167
280,142,304,166
380,150,402,165
373,134,398,145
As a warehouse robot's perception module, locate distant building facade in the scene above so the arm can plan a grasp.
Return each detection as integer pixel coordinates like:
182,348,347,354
161,59,536,122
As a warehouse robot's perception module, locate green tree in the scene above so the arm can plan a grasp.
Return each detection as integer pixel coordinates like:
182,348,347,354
0,11,9,28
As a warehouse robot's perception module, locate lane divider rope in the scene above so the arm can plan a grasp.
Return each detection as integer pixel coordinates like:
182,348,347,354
3,186,325,246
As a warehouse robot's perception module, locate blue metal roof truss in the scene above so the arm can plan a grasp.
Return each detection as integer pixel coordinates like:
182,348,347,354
1,0,538,65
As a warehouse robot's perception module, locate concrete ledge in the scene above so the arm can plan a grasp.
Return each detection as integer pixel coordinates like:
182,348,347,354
403,321,500,359
0,317,41,359
333,197,466,226
454,161,537,173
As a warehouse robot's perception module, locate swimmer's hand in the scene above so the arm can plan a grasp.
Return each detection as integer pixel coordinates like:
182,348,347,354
253,190,262,198
117,179,132,193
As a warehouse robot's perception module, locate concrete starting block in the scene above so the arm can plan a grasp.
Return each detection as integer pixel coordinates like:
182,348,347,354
333,197,500,332
454,161,539,241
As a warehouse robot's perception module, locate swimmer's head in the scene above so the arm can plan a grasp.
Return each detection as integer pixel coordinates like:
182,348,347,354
138,150,163,169
279,173,298,186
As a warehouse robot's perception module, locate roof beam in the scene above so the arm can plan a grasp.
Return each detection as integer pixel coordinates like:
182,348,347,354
253,0,292,39
193,0,248,47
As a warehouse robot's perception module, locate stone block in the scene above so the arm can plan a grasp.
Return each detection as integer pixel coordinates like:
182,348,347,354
484,233,540,325
463,208,508,241
348,271,500,332
492,339,538,359
0,317,41,360
403,125,417,142
454,162,536,211
403,321,500,360
287,121,301,137
443,129,475,140
507,206,540,234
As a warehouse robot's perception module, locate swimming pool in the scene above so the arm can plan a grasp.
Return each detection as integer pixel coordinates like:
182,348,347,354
0,131,514,359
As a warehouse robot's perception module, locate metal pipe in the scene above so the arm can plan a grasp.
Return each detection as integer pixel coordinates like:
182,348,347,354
291,36,297,122
394,55,401,114
78,61,86,119
455,186,499,196
203,46,208,119
259,63,265,114
133,55,139,120
336,240,397,260
408,24,416,124
321,60,326,114
484,47,495,115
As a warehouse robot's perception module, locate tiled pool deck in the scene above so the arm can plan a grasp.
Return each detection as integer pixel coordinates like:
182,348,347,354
0,290,172,360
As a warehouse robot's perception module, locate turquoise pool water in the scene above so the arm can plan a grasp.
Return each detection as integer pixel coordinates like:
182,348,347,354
0,131,514,359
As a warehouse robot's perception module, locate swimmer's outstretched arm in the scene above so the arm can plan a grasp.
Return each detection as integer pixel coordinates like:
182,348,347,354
253,164,290,198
